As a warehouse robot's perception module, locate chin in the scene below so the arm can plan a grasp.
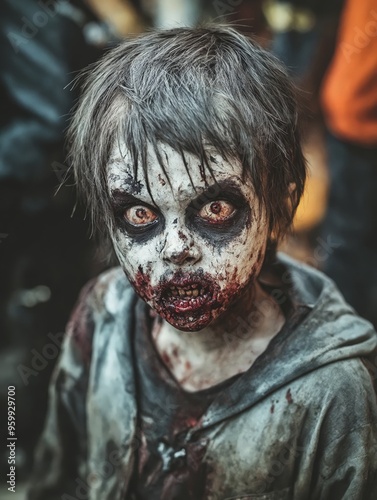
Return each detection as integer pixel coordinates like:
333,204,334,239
154,302,217,332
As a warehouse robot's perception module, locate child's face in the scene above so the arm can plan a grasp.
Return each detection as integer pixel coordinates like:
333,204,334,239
107,142,268,331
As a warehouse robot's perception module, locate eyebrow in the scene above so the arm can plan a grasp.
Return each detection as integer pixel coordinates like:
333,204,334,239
110,179,247,208
109,189,148,209
189,180,247,209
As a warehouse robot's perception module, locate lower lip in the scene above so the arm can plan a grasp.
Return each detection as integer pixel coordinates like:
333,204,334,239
166,294,211,314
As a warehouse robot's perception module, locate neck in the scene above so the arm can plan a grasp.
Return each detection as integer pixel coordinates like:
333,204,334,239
151,280,286,391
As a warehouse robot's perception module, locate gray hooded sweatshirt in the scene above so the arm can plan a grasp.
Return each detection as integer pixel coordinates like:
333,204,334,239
27,254,377,500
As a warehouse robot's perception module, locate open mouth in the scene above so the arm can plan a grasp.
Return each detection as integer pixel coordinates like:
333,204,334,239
157,270,222,317
163,283,212,313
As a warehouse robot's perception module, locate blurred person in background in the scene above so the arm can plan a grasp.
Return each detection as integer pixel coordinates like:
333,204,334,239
264,1,343,272
266,0,344,87
321,0,377,327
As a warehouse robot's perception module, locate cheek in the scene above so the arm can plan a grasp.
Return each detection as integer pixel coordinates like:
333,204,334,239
131,264,154,302
111,232,134,270
111,231,165,283
209,226,267,284
113,243,156,303
214,253,262,300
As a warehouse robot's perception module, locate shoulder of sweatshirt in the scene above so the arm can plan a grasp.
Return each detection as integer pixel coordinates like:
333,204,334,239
61,267,131,371
269,356,377,438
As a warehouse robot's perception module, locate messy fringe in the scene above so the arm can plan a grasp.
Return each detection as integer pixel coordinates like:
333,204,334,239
67,24,306,246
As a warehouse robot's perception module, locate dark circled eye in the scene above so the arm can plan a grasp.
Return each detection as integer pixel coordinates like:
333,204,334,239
124,206,158,226
198,200,235,223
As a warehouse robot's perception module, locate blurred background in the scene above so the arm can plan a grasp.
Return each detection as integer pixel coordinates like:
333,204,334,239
1,0,376,497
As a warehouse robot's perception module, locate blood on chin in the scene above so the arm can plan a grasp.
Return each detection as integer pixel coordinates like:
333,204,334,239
143,287,240,332
155,305,215,332
128,266,248,332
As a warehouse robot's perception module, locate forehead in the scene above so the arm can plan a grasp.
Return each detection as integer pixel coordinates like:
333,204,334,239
107,141,251,203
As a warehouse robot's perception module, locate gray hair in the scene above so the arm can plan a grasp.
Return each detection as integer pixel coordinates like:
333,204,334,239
68,25,306,243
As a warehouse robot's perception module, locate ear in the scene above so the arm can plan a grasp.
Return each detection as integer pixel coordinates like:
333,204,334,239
268,182,297,242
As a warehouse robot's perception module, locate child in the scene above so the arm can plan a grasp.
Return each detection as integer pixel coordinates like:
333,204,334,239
28,26,377,500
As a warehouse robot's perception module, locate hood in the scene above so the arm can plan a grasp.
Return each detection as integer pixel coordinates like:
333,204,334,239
196,252,377,429
99,253,377,433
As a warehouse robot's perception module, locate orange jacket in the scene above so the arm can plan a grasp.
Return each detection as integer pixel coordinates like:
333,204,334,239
321,0,377,145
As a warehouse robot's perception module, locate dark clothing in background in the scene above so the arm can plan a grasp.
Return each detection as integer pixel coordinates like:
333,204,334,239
0,0,104,477
268,0,343,147
275,0,344,16
320,0,377,327
321,133,377,325
0,0,100,182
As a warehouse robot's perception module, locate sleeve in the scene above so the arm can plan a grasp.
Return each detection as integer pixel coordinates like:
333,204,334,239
310,423,377,499
306,360,377,500
27,281,96,500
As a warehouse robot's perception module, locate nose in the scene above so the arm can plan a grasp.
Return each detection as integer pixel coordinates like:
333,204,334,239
162,228,201,266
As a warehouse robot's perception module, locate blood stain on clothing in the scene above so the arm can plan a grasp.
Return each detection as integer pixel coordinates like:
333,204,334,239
68,281,96,366
286,388,293,404
185,416,201,428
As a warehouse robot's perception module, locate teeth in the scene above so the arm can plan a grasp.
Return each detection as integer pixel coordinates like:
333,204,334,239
168,284,208,301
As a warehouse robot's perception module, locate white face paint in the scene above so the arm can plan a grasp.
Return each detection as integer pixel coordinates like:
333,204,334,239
107,142,268,332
